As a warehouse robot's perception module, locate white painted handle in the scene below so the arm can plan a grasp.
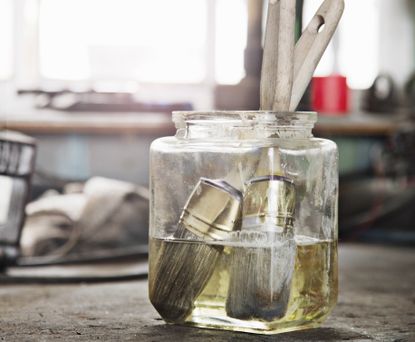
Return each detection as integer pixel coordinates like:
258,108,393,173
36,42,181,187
289,0,345,112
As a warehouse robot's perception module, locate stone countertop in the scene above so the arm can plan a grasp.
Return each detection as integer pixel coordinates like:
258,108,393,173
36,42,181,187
0,244,414,341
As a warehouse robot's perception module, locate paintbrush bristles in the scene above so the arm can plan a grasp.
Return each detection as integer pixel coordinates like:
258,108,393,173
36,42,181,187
226,241,295,321
149,226,222,322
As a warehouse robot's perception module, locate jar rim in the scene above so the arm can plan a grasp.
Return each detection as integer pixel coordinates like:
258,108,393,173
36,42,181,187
172,111,317,127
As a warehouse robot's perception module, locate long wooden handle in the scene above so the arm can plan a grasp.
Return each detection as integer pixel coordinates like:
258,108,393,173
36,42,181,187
273,0,296,112
289,0,345,112
260,0,281,111
260,0,296,112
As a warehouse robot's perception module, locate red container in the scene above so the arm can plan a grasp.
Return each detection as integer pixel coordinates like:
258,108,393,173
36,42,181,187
311,75,349,115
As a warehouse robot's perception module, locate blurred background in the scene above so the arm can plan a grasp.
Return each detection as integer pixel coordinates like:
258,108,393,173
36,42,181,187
1,0,415,266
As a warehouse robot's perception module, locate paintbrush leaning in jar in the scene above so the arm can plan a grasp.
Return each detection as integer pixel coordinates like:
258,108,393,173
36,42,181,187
226,0,344,321
149,178,243,322
225,0,298,321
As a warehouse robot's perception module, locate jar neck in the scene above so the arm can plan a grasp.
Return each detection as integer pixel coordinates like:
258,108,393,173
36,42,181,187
173,111,317,140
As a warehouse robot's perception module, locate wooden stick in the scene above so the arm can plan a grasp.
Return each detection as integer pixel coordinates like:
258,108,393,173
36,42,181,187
260,0,281,111
272,0,296,112
290,0,345,112
260,0,296,112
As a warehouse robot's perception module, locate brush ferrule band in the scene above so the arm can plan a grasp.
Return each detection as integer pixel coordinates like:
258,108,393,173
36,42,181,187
179,178,243,240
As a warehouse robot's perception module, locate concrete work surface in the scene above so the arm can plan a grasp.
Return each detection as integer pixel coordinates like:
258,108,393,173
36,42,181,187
0,244,414,341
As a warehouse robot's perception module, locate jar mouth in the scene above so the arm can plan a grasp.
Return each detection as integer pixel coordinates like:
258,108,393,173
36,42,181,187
172,111,317,128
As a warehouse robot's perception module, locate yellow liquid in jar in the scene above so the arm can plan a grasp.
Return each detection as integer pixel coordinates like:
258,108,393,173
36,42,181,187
149,236,338,335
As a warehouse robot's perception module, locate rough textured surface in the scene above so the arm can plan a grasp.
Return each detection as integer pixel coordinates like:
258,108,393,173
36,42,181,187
0,244,414,341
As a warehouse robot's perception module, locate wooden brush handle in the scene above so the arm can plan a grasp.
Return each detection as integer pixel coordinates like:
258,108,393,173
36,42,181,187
260,0,281,111
272,0,296,112
289,0,345,112
260,0,296,112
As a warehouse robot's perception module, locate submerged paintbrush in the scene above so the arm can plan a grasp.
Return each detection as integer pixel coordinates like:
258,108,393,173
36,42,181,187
226,175,296,321
149,178,242,322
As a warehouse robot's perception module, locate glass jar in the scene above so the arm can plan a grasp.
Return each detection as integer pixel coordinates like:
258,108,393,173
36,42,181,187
149,111,338,335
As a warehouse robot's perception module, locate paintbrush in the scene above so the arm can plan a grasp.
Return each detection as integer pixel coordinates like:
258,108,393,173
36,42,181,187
149,178,242,322
225,0,344,321
226,175,296,320
225,0,297,320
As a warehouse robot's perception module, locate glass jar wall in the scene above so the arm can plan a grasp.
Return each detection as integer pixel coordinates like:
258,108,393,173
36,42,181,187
149,111,338,335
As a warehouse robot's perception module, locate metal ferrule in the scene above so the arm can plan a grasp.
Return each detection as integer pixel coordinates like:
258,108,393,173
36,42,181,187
242,175,296,232
178,178,243,240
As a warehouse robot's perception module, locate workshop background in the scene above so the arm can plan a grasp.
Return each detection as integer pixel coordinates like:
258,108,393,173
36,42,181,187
2,0,414,248
0,1,414,341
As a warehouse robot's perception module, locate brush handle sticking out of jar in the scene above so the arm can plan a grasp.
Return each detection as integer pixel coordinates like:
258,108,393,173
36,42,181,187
149,178,243,323
226,175,296,321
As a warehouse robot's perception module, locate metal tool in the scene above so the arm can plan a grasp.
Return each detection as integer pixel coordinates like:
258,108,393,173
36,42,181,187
0,131,36,271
